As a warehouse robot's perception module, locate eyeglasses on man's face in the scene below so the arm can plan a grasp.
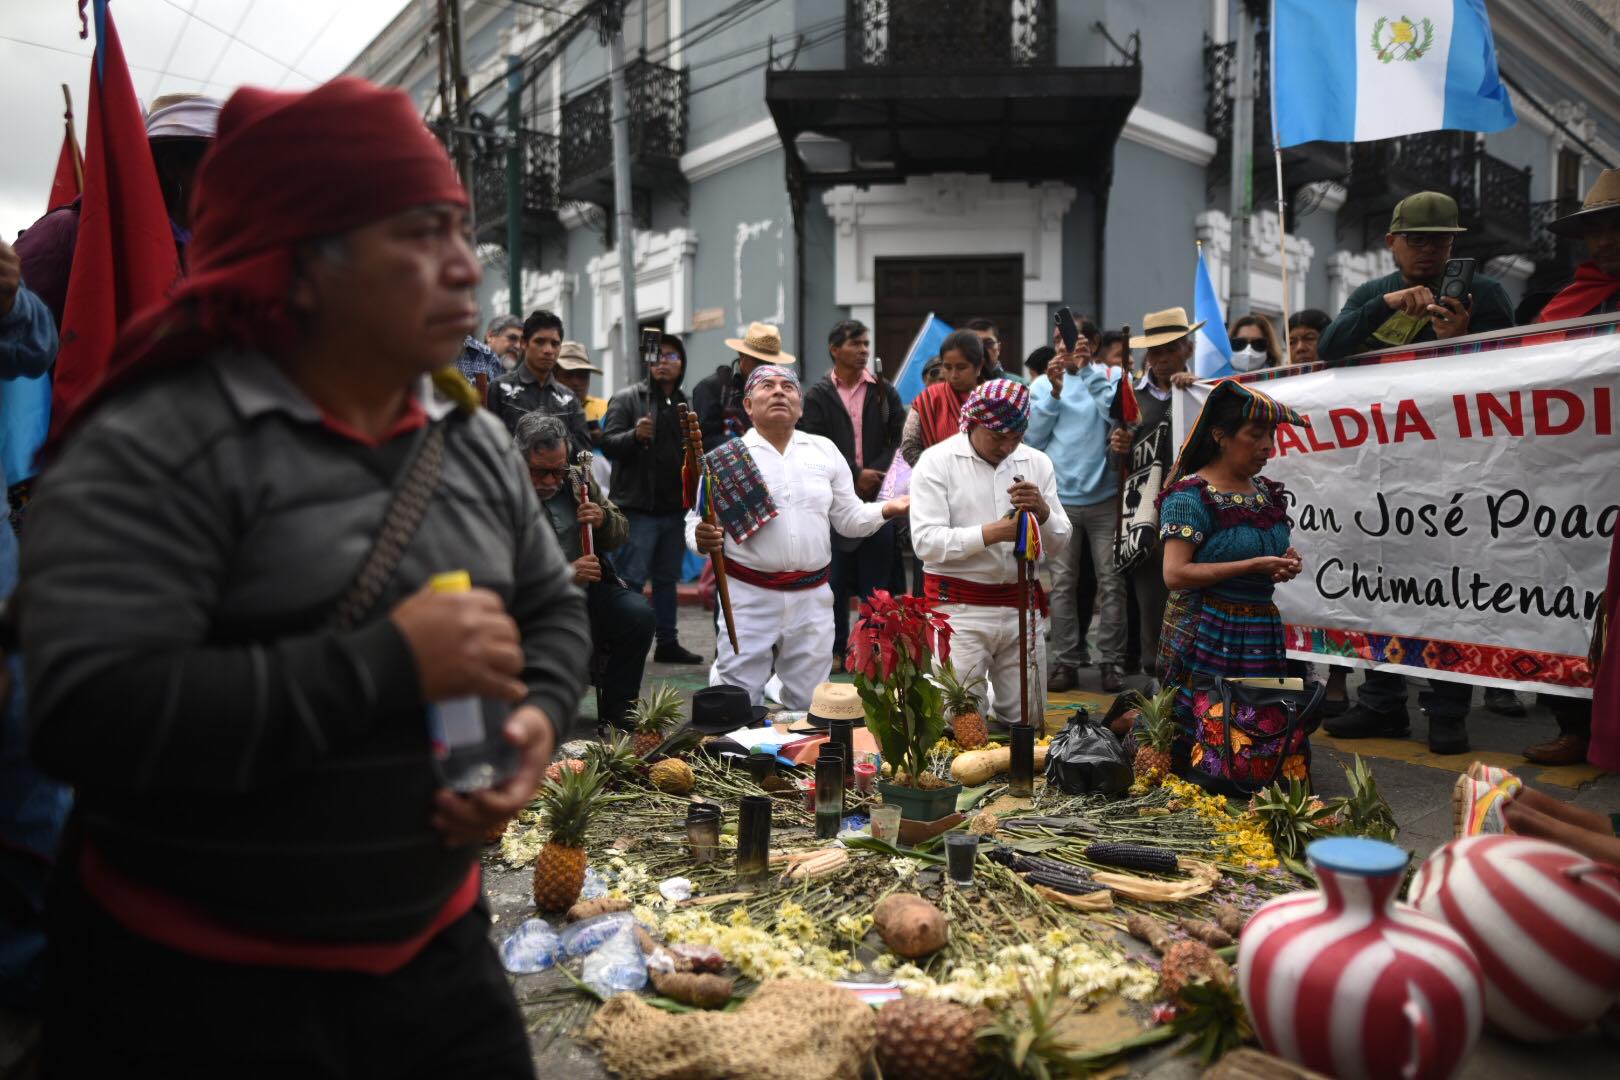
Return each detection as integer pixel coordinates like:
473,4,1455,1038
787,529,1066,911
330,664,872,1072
1396,233,1453,251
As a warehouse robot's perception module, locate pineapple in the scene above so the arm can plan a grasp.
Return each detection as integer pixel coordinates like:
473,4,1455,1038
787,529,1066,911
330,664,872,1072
936,664,989,749
583,730,644,787
532,763,610,912
1131,686,1179,782
629,683,685,758
1251,779,1343,863
875,997,986,1080
979,969,1099,1080
1159,939,1233,1004
544,758,587,784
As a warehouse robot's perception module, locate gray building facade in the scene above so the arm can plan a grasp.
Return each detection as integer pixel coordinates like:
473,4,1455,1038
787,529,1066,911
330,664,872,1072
346,1,1620,397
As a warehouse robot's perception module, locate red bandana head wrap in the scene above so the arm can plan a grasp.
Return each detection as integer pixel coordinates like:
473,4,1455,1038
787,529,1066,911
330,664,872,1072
57,77,467,437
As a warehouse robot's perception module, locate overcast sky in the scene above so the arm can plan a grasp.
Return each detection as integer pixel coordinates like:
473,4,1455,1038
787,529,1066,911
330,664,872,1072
1,0,412,243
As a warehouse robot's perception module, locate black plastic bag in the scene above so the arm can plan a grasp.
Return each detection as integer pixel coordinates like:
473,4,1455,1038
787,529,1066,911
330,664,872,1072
1044,708,1134,796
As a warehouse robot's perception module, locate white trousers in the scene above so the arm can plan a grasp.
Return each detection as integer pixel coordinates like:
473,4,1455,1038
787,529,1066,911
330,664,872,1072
710,578,834,710
939,602,1047,726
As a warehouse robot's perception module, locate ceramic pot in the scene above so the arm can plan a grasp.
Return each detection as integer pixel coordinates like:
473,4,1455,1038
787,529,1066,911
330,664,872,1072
1408,834,1620,1041
1239,837,1484,1080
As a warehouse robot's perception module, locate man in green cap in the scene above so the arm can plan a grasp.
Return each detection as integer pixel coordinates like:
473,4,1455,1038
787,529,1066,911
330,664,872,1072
1320,192,1518,755
1318,191,1516,362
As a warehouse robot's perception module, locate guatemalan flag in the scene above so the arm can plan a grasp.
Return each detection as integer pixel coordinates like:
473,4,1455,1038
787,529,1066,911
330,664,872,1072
1193,246,1232,380
1272,0,1517,147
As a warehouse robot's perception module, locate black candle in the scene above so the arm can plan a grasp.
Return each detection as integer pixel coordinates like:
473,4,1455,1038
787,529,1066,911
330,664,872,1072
736,795,772,882
745,751,776,784
817,740,846,792
1009,723,1035,797
814,757,843,838
686,801,721,865
827,718,856,779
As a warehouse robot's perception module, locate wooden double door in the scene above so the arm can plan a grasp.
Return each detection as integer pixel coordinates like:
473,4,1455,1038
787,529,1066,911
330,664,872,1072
873,256,1023,380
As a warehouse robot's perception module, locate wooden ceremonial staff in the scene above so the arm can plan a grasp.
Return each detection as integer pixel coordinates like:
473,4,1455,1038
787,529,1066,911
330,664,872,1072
677,404,739,654
1014,475,1030,730
576,450,595,559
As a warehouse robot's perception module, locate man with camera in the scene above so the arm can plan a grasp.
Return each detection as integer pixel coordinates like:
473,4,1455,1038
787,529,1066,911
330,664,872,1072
1028,314,1126,694
1318,192,1514,362
1318,191,1516,756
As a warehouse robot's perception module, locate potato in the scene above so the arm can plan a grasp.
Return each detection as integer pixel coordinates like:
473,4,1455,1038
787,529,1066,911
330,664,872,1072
949,744,1050,786
566,897,632,923
873,893,948,958
650,969,734,1009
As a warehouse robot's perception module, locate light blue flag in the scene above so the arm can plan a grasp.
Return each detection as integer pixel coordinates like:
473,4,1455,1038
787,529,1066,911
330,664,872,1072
1272,0,1516,148
1193,248,1232,379
891,314,953,407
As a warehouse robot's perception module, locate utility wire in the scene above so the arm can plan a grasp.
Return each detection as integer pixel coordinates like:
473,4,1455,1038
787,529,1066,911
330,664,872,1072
0,31,232,92
149,0,198,100
198,0,261,89
155,0,321,84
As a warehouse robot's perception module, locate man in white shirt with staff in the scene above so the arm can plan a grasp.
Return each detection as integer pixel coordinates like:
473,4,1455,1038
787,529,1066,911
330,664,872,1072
690,364,909,709
909,378,1071,726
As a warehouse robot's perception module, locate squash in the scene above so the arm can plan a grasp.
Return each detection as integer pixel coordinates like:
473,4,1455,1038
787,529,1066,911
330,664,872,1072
949,744,1049,786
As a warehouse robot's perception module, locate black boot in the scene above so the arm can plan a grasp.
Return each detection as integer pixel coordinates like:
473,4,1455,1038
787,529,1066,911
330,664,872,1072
1324,704,1411,739
654,640,704,664
1426,713,1470,755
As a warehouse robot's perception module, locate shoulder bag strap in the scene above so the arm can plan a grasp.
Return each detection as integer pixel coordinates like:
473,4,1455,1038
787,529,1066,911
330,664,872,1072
331,420,449,632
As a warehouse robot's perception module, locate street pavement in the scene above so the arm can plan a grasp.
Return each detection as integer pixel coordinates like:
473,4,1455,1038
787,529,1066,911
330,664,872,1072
505,601,1620,1077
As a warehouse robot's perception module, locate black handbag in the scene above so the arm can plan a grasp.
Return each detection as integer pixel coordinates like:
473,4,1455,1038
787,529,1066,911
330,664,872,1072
1181,674,1326,798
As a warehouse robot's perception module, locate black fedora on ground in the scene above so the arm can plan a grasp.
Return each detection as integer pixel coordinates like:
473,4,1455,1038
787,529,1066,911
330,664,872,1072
691,685,765,734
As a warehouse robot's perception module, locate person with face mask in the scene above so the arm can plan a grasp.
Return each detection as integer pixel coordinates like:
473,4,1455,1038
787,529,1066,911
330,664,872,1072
1228,314,1282,372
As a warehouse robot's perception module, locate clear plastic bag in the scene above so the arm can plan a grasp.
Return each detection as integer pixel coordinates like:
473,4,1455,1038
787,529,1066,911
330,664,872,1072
559,911,637,958
499,917,561,974
579,866,609,900
581,922,648,997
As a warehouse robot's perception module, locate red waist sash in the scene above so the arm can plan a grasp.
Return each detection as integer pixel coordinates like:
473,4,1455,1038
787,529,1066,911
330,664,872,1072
726,561,832,592
925,573,1049,616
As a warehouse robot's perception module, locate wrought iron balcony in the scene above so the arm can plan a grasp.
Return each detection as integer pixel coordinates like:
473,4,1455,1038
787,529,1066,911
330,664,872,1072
471,126,561,245
1529,197,1586,291
1346,132,1532,256
1204,33,1348,200
845,0,1055,69
559,59,687,206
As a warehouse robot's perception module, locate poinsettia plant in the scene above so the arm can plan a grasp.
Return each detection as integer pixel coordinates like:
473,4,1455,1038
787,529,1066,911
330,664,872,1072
845,590,953,788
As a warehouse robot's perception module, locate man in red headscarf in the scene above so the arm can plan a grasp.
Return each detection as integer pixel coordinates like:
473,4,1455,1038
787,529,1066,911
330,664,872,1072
19,78,586,1076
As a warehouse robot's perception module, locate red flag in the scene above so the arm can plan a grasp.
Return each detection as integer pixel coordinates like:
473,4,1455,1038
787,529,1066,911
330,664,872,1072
51,1,180,433
1118,372,1141,425
47,86,85,213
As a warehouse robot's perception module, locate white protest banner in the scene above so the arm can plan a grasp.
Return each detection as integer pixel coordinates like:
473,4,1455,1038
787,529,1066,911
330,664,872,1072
1172,318,1620,698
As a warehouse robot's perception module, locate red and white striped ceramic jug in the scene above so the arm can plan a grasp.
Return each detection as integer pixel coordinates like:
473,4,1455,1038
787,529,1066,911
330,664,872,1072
1239,837,1484,1080
1408,834,1620,1041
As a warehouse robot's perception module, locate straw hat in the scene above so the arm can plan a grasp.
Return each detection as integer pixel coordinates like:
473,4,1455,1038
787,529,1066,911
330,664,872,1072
787,682,863,732
1549,169,1620,238
1129,307,1205,350
724,321,796,365
555,340,602,374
